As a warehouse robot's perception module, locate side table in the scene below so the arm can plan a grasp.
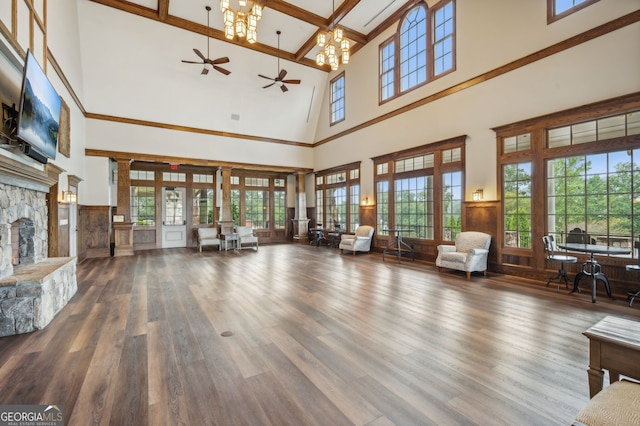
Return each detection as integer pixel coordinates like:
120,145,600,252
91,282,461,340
221,233,238,251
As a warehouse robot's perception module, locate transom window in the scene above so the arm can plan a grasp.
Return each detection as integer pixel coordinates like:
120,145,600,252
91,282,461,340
130,170,154,180
379,1,455,103
162,172,186,182
330,72,345,125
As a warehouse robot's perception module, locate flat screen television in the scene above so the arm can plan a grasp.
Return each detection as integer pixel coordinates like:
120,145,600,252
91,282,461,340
16,50,61,161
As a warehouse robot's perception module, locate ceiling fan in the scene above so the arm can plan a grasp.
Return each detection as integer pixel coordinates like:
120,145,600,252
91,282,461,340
182,6,230,76
258,30,301,92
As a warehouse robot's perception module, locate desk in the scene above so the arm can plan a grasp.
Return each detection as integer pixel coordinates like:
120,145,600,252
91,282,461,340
382,228,415,263
558,243,630,303
583,316,640,397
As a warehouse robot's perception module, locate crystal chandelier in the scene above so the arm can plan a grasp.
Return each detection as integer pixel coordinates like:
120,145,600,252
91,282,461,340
220,0,263,44
315,0,350,71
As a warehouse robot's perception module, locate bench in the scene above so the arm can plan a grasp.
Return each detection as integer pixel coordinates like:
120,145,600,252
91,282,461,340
197,227,221,252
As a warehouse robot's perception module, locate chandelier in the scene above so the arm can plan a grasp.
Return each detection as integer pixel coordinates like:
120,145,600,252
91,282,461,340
220,0,263,44
315,0,350,71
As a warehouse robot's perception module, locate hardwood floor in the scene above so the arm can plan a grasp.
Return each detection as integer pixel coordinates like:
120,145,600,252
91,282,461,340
1,244,639,425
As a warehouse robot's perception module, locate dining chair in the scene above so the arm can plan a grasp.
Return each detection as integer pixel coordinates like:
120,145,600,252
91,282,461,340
626,239,640,307
543,235,578,291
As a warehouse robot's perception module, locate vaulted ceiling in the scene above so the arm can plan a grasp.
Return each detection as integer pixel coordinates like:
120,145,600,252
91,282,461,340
88,0,422,70
79,1,429,145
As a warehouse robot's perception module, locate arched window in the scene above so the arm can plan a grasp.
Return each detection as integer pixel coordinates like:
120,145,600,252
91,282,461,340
379,1,455,104
399,5,427,92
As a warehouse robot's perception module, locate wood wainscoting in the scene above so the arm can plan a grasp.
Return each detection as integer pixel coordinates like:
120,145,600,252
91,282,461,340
78,205,111,260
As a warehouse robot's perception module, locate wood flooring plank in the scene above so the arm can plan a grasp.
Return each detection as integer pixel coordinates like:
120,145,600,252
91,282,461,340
110,334,148,426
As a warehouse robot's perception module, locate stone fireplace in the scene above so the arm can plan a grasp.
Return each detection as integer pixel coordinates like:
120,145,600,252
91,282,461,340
0,155,77,337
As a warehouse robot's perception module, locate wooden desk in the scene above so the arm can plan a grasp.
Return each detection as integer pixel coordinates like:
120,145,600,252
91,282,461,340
583,316,640,398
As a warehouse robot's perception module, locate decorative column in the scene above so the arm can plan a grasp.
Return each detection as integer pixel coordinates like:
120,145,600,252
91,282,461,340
218,166,234,235
292,172,310,244
114,159,133,256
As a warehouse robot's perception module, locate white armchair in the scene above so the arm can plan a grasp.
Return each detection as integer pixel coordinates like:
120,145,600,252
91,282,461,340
436,231,491,279
339,225,374,255
197,227,221,252
236,226,258,250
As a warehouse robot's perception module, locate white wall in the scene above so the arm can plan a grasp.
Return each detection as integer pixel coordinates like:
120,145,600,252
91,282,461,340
313,0,640,201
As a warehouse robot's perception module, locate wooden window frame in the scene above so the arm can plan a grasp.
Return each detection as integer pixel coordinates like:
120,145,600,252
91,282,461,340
330,72,346,126
547,0,600,24
378,0,456,105
315,162,361,232
372,135,465,242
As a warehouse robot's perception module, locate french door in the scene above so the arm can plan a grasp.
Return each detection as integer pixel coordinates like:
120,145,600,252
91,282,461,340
161,187,187,248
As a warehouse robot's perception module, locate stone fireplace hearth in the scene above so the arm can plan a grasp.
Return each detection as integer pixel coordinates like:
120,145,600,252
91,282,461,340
0,155,77,337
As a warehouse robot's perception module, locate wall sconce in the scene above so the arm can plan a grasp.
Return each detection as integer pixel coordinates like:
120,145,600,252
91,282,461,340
62,191,77,203
361,196,374,206
472,189,483,201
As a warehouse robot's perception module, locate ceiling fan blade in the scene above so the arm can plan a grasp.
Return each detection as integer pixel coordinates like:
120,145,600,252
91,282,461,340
282,79,301,85
258,74,275,81
201,67,209,75
262,82,276,89
182,60,203,64
193,49,206,61
213,65,231,75
278,69,288,80
281,84,288,93
209,57,230,65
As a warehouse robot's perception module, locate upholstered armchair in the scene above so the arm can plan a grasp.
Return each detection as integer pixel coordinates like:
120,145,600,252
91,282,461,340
339,225,374,255
436,231,491,279
236,226,259,250
197,227,221,252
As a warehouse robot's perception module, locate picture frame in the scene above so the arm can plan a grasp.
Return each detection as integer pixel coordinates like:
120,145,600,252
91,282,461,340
58,97,70,158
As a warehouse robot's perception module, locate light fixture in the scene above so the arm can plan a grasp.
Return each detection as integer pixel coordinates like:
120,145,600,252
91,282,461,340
220,0,262,44
472,189,484,201
315,0,350,71
62,191,77,203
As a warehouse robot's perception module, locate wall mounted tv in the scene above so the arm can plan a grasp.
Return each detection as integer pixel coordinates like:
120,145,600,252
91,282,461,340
16,50,61,163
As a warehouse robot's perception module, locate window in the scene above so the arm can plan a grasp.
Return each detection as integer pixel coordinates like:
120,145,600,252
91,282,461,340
433,2,455,76
230,174,286,229
442,171,462,241
245,190,269,229
503,163,532,249
547,149,640,249
548,0,600,23
330,72,345,125
274,190,285,228
380,40,395,102
379,1,455,103
395,175,434,239
496,95,640,268
130,170,154,181
193,188,214,225
162,172,186,182
315,164,360,232
131,186,155,226
399,5,427,92
373,137,464,242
